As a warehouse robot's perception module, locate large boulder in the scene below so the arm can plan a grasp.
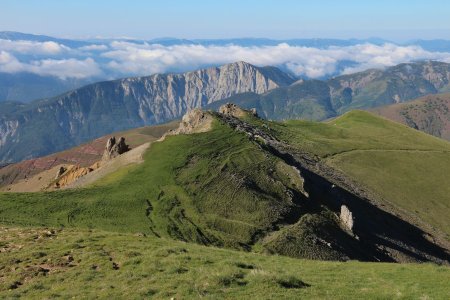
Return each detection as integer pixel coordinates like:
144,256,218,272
102,137,130,161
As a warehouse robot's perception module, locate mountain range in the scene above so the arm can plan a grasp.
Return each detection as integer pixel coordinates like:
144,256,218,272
4,31,450,50
2,60,450,163
4,31,450,104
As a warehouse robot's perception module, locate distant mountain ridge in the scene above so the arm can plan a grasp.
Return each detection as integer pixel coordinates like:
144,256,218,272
3,60,450,163
213,60,450,120
2,31,449,50
0,61,294,162
4,31,450,104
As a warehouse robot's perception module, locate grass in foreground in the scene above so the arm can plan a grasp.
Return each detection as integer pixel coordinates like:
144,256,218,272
1,226,449,299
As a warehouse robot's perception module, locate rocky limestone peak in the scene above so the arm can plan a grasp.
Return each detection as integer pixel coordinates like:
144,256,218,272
218,103,258,118
167,109,214,137
102,136,130,161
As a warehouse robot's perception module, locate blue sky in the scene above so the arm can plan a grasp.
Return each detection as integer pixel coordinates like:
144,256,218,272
1,0,450,40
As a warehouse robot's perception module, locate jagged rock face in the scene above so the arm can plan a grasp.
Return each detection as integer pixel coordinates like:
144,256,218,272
0,62,294,163
102,137,130,161
0,120,19,148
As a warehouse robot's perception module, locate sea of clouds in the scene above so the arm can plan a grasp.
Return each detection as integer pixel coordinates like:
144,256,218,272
1,38,450,80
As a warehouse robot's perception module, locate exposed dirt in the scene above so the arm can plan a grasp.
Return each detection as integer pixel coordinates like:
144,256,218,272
64,142,151,189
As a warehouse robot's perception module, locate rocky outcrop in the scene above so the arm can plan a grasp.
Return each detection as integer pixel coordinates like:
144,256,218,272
165,109,214,137
52,162,101,189
55,166,67,180
166,104,258,137
50,136,130,188
218,103,257,118
340,205,354,232
102,137,130,161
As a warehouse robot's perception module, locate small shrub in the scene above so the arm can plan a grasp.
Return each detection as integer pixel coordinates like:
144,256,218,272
143,289,158,297
32,251,47,258
216,271,247,287
276,276,309,289
235,262,255,269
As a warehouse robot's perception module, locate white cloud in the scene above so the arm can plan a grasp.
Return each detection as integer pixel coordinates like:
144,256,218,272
2,38,450,79
78,44,109,51
0,39,70,55
0,51,24,72
0,51,102,79
101,42,450,78
27,58,102,79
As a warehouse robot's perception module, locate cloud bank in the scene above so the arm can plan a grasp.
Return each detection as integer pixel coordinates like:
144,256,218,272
2,38,450,80
0,51,102,79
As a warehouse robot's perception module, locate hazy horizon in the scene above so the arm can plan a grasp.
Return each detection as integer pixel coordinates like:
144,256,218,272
2,0,450,41
3,0,450,81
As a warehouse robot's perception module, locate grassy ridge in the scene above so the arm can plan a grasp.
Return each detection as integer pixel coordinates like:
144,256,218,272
260,111,450,237
1,226,449,299
1,120,331,255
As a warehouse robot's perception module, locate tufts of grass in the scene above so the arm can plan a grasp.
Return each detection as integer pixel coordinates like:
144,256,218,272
1,226,449,299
